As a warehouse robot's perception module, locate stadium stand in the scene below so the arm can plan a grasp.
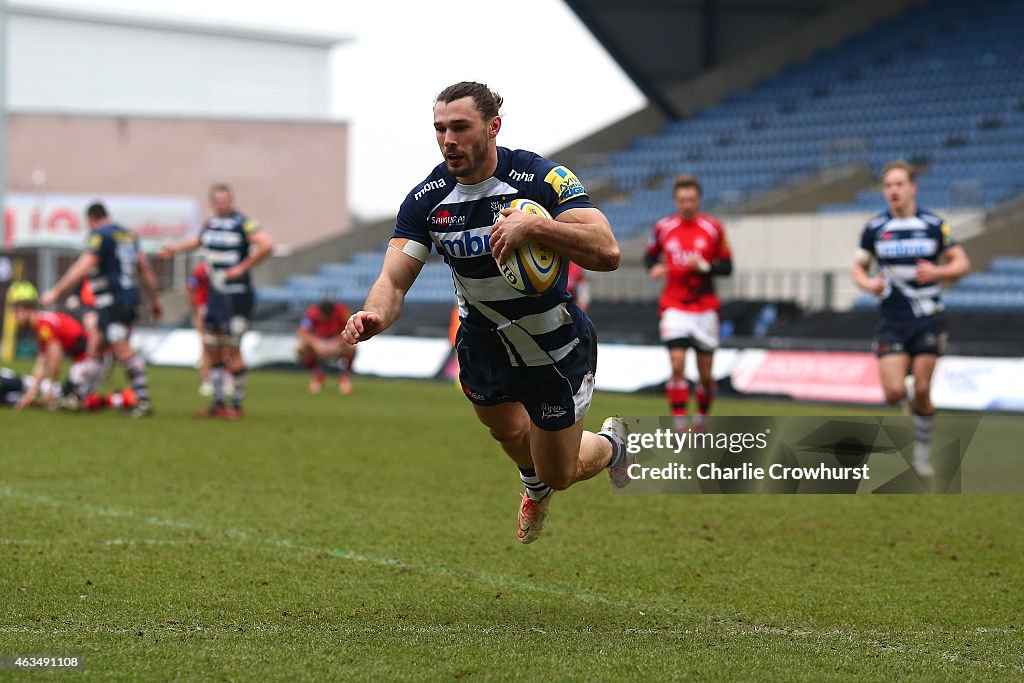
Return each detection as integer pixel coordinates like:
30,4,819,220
257,0,1024,321
583,0,1024,235
257,246,455,310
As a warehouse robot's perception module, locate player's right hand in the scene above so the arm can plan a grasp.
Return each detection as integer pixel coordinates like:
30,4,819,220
649,264,668,280
39,289,58,308
867,276,886,296
14,391,36,412
343,311,383,345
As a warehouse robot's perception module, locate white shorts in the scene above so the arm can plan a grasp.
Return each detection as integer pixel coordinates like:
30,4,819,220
659,308,720,352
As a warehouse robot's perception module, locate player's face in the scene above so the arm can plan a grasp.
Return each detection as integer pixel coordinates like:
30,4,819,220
674,187,701,219
434,97,499,184
13,306,32,329
883,169,916,215
210,190,234,216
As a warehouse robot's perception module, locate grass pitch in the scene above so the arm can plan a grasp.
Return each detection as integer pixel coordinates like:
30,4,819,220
1,366,1022,680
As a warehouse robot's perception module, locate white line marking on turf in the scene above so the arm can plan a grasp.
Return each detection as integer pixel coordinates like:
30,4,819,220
0,538,224,546
0,485,1019,672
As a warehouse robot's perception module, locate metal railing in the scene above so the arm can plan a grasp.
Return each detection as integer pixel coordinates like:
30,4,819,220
590,266,836,309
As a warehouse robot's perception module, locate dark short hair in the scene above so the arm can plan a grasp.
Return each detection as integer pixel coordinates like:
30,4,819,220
672,174,702,196
86,202,108,220
209,183,233,197
318,299,335,318
435,82,503,120
881,160,916,183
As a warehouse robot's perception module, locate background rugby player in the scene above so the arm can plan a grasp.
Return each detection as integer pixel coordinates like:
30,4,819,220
853,160,971,477
645,174,732,430
41,202,161,417
162,184,273,420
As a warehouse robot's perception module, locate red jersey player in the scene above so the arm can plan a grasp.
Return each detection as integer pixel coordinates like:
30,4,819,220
297,299,356,394
9,283,135,412
644,174,733,429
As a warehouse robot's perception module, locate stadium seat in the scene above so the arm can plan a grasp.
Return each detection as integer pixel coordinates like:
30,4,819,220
575,0,1024,227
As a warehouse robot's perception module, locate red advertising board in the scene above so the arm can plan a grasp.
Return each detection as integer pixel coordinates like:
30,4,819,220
731,350,885,404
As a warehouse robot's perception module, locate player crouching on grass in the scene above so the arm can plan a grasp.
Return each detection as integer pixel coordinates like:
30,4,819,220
342,81,632,545
9,282,138,413
297,299,356,394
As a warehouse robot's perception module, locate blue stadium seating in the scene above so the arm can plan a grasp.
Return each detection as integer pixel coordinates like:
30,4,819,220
577,0,1024,239
256,250,457,308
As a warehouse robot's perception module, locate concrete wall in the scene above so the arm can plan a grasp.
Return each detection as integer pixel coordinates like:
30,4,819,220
7,114,350,250
605,209,985,309
7,8,337,120
959,196,1024,272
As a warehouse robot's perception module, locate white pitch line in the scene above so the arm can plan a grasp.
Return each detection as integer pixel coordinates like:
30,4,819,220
0,486,1019,672
0,538,229,547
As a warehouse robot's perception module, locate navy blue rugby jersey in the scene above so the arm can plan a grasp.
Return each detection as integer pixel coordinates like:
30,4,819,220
87,223,141,310
199,212,260,295
394,147,594,367
858,209,956,322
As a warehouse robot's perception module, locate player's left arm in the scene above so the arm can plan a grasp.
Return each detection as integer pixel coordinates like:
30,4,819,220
915,222,971,285
491,206,620,272
694,222,733,276
40,253,99,308
915,244,970,285
226,228,274,280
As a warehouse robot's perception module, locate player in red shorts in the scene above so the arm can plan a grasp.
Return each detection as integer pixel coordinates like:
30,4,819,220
186,262,215,396
645,174,733,429
297,299,356,394
9,283,135,412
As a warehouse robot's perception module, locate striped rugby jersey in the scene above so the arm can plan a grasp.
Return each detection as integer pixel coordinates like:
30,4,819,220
395,147,593,367
858,209,956,322
86,223,141,310
199,211,260,295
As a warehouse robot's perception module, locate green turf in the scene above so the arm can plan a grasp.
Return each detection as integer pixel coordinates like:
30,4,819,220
1,366,1022,681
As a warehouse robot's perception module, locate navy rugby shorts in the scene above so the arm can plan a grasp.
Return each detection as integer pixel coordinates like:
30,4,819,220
456,322,597,432
874,313,947,357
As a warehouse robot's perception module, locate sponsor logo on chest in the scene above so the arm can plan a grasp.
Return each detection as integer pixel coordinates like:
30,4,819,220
876,237,937,259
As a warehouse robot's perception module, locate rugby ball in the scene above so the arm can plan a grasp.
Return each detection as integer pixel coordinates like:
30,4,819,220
498,198,564,296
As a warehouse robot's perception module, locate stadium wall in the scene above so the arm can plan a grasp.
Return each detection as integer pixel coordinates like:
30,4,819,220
609,209,984,309
958,195,1024,273
7,114,350,250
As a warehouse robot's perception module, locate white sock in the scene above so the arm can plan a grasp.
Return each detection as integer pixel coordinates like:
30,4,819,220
518,468,551,501
904,376,916,404
910,413,934,446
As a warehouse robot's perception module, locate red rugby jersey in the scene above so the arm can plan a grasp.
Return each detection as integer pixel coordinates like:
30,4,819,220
645,212,731,314
35,312,86,356
301,303,349,339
